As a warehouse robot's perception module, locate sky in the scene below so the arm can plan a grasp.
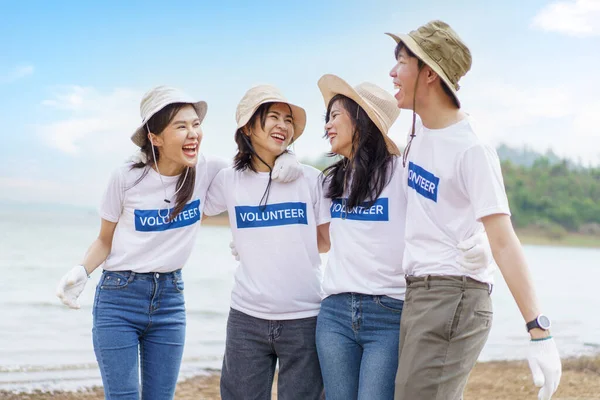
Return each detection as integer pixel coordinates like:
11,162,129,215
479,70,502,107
1,0,600,207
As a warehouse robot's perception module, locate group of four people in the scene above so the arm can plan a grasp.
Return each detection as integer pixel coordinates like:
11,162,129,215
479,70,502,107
56,20,562,400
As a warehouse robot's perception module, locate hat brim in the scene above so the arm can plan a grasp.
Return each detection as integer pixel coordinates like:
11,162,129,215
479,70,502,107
236,99,306,143
318,74,400,156
131,101,208,147
385,32,461,108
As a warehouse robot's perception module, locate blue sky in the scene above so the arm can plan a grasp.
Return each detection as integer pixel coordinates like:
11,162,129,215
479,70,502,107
1,0,599,207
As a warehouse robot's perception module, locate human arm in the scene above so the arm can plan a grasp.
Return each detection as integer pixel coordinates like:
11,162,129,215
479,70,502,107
460,142,560,399
482,214,561,400
482,214,544,335
204,168,228,217
317,223,330,253
56,218,117,309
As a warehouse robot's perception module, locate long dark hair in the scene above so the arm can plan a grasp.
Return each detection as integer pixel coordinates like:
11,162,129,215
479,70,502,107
233,102,273,173
130,102,197,221
322,94,395,208
233,102,294,208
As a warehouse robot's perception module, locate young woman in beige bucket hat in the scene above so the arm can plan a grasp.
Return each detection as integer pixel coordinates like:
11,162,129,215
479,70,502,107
314,74,492,400
55,85,303,399
386,20,562,400
203,84,330,400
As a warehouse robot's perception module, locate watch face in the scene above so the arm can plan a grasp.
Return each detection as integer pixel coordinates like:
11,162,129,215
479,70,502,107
538,315,551,329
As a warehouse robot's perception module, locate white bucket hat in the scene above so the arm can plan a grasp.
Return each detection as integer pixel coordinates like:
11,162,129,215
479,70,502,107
131,85,207,147
236,85,306,142
317,74,400,155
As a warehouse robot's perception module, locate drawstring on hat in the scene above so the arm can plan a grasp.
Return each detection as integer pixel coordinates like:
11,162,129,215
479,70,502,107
241,133,273,210
402,65,424,168
147,124,189,220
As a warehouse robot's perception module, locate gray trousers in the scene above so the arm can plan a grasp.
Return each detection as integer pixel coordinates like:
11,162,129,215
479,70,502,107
220,308,324,400
394,275,493,400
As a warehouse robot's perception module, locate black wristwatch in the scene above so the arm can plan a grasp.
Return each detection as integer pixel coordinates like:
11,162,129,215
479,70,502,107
526,314,551,332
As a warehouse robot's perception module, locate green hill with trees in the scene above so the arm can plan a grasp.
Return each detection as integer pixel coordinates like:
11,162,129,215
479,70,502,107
303,145,600,246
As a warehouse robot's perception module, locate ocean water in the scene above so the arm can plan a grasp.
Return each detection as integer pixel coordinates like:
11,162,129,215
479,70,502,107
1,206,599,392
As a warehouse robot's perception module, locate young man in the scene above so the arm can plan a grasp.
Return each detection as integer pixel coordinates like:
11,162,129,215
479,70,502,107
386,20,562,400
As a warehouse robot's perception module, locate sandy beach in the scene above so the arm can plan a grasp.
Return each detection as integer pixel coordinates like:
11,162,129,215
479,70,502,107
2,355,599,400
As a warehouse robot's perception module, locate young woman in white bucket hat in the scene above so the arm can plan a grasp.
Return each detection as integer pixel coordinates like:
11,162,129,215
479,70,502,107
203,84,330,400
314,74,492,400
386,21,561,400
54,85,303,400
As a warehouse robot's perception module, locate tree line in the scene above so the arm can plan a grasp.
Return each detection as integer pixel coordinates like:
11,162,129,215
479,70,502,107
305,144,600,236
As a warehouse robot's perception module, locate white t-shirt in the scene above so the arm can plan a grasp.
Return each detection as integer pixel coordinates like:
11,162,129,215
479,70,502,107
402,116,510,283
321,157,407,300
204,165,330,320
100,154,226,273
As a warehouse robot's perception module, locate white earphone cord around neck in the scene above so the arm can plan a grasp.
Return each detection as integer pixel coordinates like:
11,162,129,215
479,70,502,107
147,125,189,216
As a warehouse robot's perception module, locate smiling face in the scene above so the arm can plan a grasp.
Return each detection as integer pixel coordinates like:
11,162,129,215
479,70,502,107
147,104,202,175
245,102,294,166
388,46,424,110
325,98,355,158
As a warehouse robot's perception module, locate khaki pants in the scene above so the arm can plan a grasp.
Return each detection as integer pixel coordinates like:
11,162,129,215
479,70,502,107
394,275,493,400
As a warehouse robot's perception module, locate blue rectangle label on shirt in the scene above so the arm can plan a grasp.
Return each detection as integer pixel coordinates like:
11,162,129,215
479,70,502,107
330,198,389,221
235,202,308,229
134,199,201,232
408,162,439,202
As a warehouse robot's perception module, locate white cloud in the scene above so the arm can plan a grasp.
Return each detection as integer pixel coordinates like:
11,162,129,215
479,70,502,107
531,0,600,37
0,64,34,84
37,86,141,155
462,81,600,165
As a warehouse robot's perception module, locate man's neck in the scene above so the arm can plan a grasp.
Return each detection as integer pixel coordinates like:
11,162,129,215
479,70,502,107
418,96,466,130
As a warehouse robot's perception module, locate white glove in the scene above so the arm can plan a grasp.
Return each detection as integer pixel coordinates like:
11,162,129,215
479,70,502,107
456,231,493,272
56,265,89,309
271,152,302,183
229,241,240,261
527,337,562,400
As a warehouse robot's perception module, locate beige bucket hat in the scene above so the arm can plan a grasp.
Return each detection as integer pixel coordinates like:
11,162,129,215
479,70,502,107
317,74,400,155
131,85,207,147
236,85,306,142
385,20,471,108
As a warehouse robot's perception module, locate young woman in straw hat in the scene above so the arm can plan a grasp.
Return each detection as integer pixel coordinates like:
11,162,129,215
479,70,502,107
203,84,330,400
55,85,302,400
387,20,561,400
314,74,491,400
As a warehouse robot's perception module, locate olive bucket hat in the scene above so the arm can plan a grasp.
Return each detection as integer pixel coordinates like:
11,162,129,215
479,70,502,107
386,20,471,107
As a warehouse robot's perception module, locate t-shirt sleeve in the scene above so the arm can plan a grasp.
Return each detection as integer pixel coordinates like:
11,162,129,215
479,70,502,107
205,156,229,185
312,172,332,226
99,167,126,223
459,144,511,221
204,169,227,217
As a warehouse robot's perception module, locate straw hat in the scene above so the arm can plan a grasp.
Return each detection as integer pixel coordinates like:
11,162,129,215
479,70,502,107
131,85,207,147
236,85,306,142
385,20,471,108
317,74,400,155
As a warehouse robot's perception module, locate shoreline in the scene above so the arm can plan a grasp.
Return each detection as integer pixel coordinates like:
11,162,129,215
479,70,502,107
203,215,600,249
2,355,599,400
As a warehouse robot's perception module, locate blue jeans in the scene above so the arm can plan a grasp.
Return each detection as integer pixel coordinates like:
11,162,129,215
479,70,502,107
220,308,324,400
92,270,186,400
316,293,404,400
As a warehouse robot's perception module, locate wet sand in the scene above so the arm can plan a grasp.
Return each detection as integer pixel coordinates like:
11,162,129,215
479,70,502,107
2,355,599,400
